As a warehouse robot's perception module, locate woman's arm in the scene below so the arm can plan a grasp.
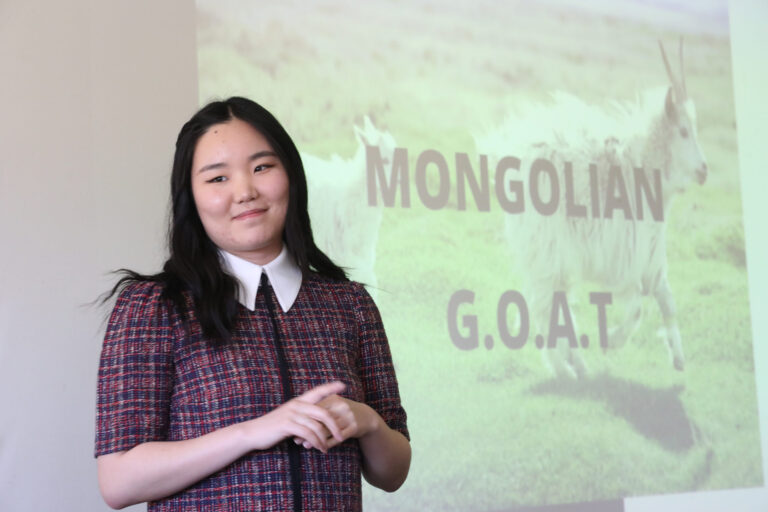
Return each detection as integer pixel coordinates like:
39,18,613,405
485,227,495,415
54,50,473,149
334,283,411,491
97,382,345,510
357,407,411,491
315,395,411,492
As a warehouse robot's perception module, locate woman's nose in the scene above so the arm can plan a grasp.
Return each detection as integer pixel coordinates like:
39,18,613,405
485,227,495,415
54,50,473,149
235,173,257,203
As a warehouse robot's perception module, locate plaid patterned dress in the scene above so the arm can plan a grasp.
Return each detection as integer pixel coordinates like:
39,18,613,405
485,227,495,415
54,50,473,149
95,275,408,511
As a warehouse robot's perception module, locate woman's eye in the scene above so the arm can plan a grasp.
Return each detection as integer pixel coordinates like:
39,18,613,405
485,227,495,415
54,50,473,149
254,164,269,173
207,176,227,183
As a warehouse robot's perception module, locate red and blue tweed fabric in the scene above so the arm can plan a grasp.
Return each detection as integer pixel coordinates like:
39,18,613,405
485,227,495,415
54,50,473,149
95,275,408,511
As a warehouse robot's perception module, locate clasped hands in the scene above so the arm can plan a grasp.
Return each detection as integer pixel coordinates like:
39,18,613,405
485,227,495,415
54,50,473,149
258,381,378,454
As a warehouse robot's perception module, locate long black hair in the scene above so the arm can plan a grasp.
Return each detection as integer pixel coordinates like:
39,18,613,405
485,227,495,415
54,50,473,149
109,97,348,344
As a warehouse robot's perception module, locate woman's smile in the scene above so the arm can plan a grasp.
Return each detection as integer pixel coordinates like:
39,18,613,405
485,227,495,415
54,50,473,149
233,207,268,220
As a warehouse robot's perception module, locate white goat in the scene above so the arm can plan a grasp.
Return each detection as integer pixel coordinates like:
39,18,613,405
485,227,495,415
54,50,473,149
476,40,707,378
303,117,397,299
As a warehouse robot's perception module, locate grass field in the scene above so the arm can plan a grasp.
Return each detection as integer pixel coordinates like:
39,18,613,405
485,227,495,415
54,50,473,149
196,1,761,509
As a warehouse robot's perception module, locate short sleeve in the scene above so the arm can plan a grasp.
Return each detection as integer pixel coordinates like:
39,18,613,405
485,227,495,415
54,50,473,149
95,281,176,456
352,284,409,441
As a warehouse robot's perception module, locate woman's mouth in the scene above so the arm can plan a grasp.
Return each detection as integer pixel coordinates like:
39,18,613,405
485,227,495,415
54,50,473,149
233,208,267,220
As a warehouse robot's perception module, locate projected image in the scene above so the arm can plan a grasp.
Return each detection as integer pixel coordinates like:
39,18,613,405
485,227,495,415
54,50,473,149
197,0,762,509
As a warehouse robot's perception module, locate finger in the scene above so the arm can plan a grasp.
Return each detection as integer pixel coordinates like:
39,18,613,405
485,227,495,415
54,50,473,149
309,407,344,442
290,420,328,453
293,436,320,452
322,398,351,416
320,404,352,430
291,400,346,442
297,415,330,443
318,398,355,430
325,425,355,449
298,381,346,405
322,412,360,449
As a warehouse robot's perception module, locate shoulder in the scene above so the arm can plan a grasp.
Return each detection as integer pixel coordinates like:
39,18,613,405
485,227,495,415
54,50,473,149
112,280,167,313
303,274,382,328
107,280,182,330
102,280,183,354
116,279,165,301
302,274,372,304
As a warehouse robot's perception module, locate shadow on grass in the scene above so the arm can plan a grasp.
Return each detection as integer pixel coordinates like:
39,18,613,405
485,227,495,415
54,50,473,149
530,373,696,452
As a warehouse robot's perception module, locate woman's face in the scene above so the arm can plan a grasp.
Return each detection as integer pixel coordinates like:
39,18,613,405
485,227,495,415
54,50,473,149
191,118,290,265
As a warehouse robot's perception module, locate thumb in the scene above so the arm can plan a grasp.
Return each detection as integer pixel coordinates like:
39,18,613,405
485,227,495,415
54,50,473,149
299,381,346,404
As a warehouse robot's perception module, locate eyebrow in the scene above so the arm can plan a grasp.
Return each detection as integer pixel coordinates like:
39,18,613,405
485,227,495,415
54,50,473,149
197,150,278,174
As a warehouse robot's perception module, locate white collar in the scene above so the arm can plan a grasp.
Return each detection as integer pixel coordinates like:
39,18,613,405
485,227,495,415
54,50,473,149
219,246,303,313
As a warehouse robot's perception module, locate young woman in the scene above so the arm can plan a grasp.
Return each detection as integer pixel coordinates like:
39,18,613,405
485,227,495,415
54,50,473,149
95,97,410,511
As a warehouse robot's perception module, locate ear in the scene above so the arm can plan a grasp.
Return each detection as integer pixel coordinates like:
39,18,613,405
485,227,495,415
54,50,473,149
664,86,678,122
354,123,370,146
363,115,376,134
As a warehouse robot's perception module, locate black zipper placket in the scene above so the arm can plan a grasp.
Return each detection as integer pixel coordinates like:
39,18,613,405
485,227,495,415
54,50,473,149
261,274,303,512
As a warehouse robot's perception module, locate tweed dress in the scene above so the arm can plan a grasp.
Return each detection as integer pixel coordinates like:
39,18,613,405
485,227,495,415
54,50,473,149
95,274,408,511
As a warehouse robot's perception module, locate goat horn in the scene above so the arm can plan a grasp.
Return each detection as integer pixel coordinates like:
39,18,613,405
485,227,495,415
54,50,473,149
659,40,683,102
679,37,687,99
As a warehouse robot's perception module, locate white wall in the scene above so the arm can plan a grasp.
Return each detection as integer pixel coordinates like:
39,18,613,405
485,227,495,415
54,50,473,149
0,0,765,511
0,1,196,510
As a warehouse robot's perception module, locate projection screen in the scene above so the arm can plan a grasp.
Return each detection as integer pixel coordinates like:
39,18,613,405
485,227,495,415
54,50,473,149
195,1,765,510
